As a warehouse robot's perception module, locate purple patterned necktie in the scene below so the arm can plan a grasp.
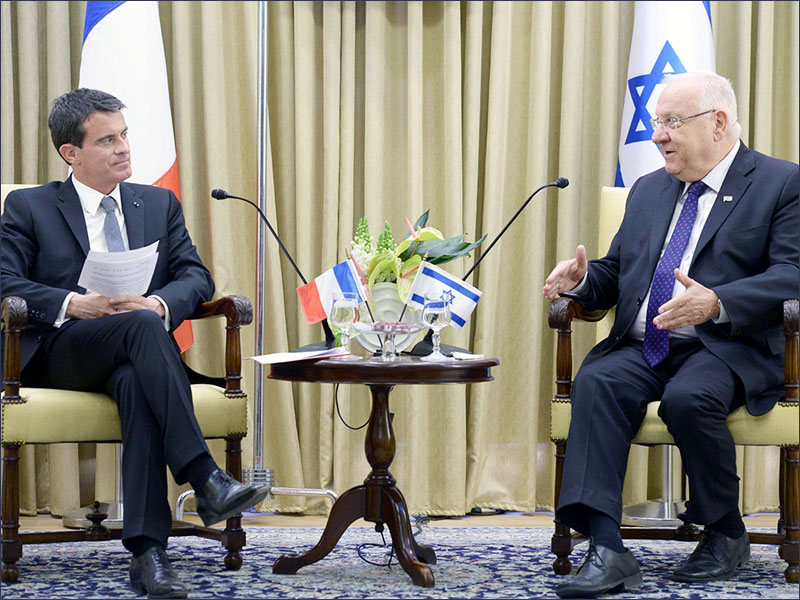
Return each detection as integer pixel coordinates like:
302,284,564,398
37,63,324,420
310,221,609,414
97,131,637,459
642,180,707,367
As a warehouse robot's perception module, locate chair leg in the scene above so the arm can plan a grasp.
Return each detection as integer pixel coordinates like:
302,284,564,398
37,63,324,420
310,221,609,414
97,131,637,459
222,436,245,571
780,446,799,584
1,443,22,583
778,447,786,535
552,441,573,575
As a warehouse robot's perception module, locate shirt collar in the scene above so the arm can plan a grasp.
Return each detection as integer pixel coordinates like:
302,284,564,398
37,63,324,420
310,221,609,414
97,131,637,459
687,139,741,196
71,176,122,217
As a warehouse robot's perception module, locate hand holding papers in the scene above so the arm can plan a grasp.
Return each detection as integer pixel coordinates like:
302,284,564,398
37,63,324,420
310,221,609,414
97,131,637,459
77,241,159,298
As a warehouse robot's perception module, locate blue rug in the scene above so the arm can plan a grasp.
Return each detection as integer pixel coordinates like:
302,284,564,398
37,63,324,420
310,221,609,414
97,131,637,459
1,526,795,598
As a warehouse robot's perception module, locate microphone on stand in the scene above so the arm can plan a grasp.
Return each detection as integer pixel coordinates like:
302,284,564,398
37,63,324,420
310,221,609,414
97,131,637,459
408,177,569,356
212,188,335,350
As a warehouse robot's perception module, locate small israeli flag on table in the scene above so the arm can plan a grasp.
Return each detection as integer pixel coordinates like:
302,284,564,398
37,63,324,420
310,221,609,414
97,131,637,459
405,262,481,329
616,1,715,187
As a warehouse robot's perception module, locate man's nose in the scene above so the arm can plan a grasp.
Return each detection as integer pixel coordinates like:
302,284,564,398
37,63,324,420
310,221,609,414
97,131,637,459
116,137,130,153
651,124,669,144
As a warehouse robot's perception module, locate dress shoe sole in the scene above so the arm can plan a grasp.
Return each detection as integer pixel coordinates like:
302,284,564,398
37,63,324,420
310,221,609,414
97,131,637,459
198,486,270,527
671,549,750,582
556,571,643,598
130,574,188,599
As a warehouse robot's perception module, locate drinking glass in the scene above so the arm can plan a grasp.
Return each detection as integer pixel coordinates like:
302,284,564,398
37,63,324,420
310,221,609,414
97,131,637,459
420,294,452,362
331,292,360,360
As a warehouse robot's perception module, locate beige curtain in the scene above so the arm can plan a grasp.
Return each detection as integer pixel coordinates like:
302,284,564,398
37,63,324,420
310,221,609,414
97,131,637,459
1,1,797,519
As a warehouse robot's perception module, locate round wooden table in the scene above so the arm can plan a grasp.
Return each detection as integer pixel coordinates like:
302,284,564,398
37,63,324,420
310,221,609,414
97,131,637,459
269,355,499,587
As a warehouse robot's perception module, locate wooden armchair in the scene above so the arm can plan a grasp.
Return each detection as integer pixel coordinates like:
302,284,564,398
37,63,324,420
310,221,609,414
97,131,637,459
548,293,799,583
1,294,253,583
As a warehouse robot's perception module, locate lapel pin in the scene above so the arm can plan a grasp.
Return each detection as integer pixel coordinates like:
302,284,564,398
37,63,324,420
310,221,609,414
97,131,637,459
132,201,140,207
722,195,733,203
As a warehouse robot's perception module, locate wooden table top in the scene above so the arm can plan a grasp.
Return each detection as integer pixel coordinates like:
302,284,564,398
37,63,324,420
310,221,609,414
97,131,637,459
268,355,499,386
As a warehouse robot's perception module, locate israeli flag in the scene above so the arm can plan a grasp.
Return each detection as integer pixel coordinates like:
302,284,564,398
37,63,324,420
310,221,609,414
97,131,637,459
405,262,482,329
616,1,715,187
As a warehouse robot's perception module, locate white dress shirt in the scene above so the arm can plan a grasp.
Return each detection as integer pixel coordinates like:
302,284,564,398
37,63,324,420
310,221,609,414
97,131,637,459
572,140,740,340
54,177,170,328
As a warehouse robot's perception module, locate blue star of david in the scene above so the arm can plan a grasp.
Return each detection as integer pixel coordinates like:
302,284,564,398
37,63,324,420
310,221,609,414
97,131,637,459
625,41,687,145
440,289,455,305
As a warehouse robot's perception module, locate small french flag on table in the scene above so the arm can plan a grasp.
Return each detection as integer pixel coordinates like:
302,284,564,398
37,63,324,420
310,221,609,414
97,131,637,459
297,259,367,324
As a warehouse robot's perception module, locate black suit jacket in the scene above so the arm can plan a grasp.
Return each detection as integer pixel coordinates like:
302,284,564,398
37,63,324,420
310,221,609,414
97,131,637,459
1,177,214,370
574,143,799,416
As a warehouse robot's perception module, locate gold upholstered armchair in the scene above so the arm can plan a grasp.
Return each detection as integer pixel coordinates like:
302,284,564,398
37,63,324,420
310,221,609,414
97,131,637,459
1,185,254,583
548,186,799,584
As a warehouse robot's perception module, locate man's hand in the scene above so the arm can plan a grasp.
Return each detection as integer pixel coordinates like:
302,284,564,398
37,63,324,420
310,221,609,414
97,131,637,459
542,245,588,300
653,269,720,330
66,293,117,319
109,295,166,317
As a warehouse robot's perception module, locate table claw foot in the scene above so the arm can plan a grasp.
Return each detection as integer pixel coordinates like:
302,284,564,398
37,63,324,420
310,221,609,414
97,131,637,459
272,487,366,575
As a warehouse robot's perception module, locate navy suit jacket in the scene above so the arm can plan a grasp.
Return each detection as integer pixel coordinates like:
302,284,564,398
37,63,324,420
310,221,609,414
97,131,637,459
575,143,799,416
1,177,214,370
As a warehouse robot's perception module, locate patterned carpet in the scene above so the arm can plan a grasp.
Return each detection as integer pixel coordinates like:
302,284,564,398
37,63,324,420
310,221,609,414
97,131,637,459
1,526,795,598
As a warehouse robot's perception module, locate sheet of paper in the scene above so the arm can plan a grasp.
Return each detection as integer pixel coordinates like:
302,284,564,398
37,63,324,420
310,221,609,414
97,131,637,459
247,347,349,364
452,351,485,360
77,241,159,298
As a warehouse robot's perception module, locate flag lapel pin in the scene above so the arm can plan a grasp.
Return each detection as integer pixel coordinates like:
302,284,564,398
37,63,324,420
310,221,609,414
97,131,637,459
722,195,733,203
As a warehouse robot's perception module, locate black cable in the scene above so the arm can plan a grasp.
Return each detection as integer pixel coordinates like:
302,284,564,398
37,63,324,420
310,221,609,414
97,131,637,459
356,526,394,568
334,383,369,430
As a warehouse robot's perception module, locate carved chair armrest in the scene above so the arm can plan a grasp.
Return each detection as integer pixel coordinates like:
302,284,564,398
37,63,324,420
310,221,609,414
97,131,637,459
1,296,27,401
547,297,608,331
189,296,254,394
784,299,799,404
548,298,607,403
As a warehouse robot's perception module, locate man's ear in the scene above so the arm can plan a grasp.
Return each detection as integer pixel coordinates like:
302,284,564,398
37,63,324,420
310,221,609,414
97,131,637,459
59,143,79,165
713,110,730,141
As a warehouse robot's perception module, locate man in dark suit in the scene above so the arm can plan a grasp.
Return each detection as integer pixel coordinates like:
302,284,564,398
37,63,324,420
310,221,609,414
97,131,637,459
0,88,268,599
543,71,798,598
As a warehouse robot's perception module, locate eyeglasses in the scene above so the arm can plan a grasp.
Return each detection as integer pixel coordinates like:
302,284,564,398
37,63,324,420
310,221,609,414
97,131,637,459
650,109,716,131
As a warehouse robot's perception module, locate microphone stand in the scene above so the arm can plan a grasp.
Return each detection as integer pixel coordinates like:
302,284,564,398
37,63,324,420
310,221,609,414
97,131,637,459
213,189,335,350
408,178,569,356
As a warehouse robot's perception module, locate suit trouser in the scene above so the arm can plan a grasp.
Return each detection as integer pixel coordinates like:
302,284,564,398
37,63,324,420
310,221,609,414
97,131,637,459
23,310,211,548
556,337,743,536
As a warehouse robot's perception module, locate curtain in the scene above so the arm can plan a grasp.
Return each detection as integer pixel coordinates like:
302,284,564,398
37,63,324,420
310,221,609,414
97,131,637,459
1,0,797,518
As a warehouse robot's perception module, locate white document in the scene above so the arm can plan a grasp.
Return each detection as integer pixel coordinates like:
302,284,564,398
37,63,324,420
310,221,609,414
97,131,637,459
77,241,159,298
247,347,349,364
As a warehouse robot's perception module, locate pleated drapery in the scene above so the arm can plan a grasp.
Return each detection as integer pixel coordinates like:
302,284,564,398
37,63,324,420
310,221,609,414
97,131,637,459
2,1,797,519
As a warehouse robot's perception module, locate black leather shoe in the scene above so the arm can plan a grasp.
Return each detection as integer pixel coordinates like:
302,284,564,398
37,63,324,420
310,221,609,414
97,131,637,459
556,540,642,598
195,469,269,527
129,547,187,599
672,529,750,582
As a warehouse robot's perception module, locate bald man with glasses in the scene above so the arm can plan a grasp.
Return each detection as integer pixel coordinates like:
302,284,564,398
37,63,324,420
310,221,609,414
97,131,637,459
543,71,799,598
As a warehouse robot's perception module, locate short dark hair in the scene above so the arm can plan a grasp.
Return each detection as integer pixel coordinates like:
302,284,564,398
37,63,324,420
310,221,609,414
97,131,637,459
48,88,126,151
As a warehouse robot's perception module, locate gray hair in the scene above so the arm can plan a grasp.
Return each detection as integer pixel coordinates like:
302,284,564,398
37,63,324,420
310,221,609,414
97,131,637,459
663,71,741,138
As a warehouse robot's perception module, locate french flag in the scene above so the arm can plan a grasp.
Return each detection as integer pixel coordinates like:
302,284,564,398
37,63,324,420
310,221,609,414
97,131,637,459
79,1,194,352
297,260,367,324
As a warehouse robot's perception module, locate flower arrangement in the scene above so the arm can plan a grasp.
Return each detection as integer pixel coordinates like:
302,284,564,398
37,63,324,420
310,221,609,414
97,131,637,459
349,210,486,303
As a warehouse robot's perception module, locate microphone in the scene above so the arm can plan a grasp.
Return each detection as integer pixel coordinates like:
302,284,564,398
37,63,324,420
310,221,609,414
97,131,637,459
213,188,335,350
461,178,568,280
408,177,569,356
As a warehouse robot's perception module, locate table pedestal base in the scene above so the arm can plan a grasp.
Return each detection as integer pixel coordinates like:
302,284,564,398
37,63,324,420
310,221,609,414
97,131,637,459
273,383,436,587
273,484,436,586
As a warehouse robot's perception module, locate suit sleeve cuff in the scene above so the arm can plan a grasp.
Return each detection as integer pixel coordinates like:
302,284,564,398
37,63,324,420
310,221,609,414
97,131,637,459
712,298,730,324
53,292,75,328
149,295,171,330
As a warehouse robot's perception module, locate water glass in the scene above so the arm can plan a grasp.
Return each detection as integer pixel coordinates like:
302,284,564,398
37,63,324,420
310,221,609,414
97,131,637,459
331,292,360,360
420,294,452,362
